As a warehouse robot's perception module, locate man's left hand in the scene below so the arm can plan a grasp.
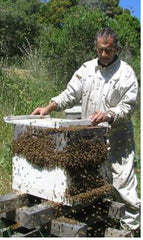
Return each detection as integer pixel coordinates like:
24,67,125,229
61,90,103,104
89,111,109,124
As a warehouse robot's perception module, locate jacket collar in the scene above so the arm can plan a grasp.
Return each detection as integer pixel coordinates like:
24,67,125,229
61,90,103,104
95,56,120,71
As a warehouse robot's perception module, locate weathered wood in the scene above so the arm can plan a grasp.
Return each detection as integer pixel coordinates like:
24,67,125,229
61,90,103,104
104,227,132,237
0,192,29,214
51,217,87,237
15,202,54,229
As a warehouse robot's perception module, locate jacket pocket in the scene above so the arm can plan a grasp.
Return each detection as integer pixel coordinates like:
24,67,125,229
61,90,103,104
105,84,121,108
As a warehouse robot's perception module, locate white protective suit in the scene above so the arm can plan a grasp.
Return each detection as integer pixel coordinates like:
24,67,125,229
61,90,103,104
51,57,140,230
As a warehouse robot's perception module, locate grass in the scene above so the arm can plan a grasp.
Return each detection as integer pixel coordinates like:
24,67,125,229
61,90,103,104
132,106,141,197
0,111,13,195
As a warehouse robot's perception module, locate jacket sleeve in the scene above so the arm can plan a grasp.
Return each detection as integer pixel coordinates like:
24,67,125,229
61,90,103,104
109,66,138,125
51,66,85,111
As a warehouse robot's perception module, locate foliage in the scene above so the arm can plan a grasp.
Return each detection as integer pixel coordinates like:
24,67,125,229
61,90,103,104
0,219,11,237
0,0,42,57
127,56,140,87
114,12,140,57
0,72,58,116
98,0,122,17
0,0,140,64
78,0,99,9
38,0,79,27
78,0,122,17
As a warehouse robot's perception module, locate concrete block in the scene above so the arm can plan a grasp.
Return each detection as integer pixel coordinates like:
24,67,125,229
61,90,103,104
108,201,125,219
0,192,29,214
104,227,132,237
51,217,87,237
16,202,54,229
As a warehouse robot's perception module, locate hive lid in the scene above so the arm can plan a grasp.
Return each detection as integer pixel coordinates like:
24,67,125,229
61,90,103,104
4,115,93,128
65,105,81,114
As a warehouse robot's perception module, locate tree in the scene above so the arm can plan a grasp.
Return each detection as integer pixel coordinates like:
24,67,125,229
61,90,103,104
78,0,99,9
114,11,140,57
38,0,72,27
0,0,42,57
98,0,122,17
114,11,140,82
78,0,122,17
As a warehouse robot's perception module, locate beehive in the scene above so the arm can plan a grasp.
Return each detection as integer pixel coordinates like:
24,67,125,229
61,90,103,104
65,105,81,119
4,115,110,206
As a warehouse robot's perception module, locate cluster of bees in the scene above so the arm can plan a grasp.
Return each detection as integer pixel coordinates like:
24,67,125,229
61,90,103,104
12,125,108,198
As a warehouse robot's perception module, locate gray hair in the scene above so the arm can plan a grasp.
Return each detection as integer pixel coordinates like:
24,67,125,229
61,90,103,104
94,27,121,52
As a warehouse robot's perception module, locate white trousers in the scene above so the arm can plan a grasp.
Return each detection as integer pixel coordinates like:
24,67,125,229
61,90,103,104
107,122,140,230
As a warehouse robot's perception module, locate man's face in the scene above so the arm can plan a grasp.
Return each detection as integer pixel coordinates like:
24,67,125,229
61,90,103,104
96,36,117,66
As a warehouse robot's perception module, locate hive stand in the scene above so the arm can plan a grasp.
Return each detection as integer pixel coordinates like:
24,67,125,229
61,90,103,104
0,191,133,237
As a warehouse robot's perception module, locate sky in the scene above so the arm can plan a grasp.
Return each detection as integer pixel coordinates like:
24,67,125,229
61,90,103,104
119,0,140,21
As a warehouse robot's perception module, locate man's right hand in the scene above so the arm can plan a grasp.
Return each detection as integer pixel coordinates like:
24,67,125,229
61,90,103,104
31,106,49,116
31,101,57,116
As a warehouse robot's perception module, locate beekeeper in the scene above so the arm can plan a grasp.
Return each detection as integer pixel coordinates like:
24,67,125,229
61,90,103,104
32,27,140,231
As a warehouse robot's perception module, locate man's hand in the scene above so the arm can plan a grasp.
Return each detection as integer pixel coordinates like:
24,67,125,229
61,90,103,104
31,102,57,116
89,111,108,124
89,111,114,124
31,106,50,116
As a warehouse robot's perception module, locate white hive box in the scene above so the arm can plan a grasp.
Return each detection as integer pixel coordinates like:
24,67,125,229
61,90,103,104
4,115,109,206
65,105,81,119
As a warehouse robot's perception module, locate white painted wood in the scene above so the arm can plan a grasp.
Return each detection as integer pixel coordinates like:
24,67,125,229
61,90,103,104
4,115,92,128
65,105,81,114
12,156,70,204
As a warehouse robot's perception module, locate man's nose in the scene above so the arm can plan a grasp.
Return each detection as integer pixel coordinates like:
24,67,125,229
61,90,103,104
101,50,107,57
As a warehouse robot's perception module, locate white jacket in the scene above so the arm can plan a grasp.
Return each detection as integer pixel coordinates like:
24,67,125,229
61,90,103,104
51,57,138,126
